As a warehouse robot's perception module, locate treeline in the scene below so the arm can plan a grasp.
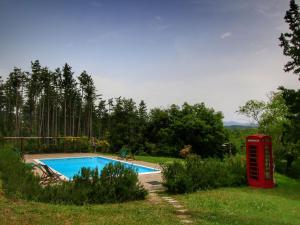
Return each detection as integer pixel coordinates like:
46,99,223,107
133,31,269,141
0,61,228,157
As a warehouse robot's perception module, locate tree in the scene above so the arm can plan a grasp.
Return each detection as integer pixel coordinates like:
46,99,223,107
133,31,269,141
78,71,96,137
0,76,6,135
146,103,227,157
5,68,26,136
62,63,76,136
279,0,300,80
237,100,266,125
278,0,300,172
278,87,300,170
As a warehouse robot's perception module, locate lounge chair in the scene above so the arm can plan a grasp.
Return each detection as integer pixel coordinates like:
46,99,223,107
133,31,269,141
119,148,128,160
37,163,62,185
118,148,136,160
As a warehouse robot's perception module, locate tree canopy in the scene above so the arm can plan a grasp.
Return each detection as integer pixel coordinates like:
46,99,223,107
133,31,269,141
0,61,229,158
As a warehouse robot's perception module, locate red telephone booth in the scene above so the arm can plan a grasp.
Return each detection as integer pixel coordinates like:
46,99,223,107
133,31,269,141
246,134,274,188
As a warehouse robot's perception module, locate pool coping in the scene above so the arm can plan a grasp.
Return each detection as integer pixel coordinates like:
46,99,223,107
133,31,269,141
33,155,161,181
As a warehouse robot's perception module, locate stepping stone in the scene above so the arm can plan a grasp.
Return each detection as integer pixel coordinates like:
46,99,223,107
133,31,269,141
176,209,188,214
181,219,193,224
161,196,173,200
167,200,178,203
177,215,189,219
173,204,184,208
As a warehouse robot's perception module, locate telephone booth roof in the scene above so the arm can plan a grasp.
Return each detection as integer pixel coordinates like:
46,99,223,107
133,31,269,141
247,134,271,139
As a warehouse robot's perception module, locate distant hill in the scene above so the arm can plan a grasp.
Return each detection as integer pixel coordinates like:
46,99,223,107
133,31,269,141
223,121,257,129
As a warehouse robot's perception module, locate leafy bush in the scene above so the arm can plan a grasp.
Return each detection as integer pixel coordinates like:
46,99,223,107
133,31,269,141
11,136,99,154
161,154,246,194
0,148,42,200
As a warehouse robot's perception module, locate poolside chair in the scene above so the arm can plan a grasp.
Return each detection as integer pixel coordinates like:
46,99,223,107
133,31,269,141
118,148,136,161
119,148,128,160
37,163,62,185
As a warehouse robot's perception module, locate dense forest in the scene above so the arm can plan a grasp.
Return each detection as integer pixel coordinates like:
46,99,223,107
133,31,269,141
0,61,228,157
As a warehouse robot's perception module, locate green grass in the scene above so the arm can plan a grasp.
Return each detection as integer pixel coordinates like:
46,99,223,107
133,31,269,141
133,155,182,164
0,189,181,225
174,174,300,225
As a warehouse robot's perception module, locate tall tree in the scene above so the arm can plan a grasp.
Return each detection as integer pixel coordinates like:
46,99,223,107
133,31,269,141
62,63,76,136
278,0,300,171
279,0,300,81
5,68,26,136
0,76,6,135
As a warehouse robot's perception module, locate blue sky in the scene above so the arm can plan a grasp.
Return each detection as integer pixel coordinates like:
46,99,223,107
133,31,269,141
0,0,299,122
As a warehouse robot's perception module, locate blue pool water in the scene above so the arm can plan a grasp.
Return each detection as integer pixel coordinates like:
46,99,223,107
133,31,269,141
39,156,159,179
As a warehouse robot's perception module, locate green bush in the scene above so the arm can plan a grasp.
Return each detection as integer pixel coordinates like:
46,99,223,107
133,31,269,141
161,154,246,194
287,158,300,179
0,148,42,200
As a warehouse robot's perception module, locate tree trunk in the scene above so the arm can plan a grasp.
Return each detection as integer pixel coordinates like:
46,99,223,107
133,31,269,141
64,99,66,136
39,98,45,137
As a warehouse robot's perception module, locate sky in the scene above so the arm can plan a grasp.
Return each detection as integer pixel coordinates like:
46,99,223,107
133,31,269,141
0,0,299,123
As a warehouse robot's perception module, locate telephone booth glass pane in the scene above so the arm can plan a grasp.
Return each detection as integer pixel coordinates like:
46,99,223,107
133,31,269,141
264,145,271,180
249,145,258,180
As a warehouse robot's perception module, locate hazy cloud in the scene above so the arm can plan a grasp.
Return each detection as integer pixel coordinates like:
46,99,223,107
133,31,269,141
220,32,232,39
90,1,102,8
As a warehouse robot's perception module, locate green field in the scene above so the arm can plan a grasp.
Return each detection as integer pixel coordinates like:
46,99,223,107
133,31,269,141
0,187,181,225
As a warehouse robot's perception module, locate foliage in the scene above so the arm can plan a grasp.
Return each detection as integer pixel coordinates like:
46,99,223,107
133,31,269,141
161,155,246,194
226,127,257,153
237,100,266,125
146,103,228,158
0,148,41,200
279,0,300,80
18,136,94,153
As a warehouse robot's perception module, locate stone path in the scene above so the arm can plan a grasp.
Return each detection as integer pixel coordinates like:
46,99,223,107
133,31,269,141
147,190,194,224
160,196,194,224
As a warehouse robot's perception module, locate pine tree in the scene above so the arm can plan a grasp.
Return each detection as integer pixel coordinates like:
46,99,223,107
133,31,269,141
279,0,300,80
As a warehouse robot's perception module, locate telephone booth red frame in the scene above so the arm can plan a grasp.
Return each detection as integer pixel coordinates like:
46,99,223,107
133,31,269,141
246,134,274,188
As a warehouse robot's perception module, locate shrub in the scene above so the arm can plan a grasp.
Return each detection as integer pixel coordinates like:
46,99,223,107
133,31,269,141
161,161,193,193
0,148,42,200
161,155,246,194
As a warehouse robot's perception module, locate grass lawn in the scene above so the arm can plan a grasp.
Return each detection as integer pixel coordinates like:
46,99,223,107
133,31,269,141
174,174,300,225
0,189,181,225
133,155,182,164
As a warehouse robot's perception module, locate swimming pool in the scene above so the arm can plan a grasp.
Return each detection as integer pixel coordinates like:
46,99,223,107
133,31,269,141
35,156,160,180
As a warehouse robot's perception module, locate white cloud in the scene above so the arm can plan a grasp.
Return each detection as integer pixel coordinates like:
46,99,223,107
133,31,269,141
154,16,162,21
150,16,171,32
90,1,102,8
220,32,232,39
